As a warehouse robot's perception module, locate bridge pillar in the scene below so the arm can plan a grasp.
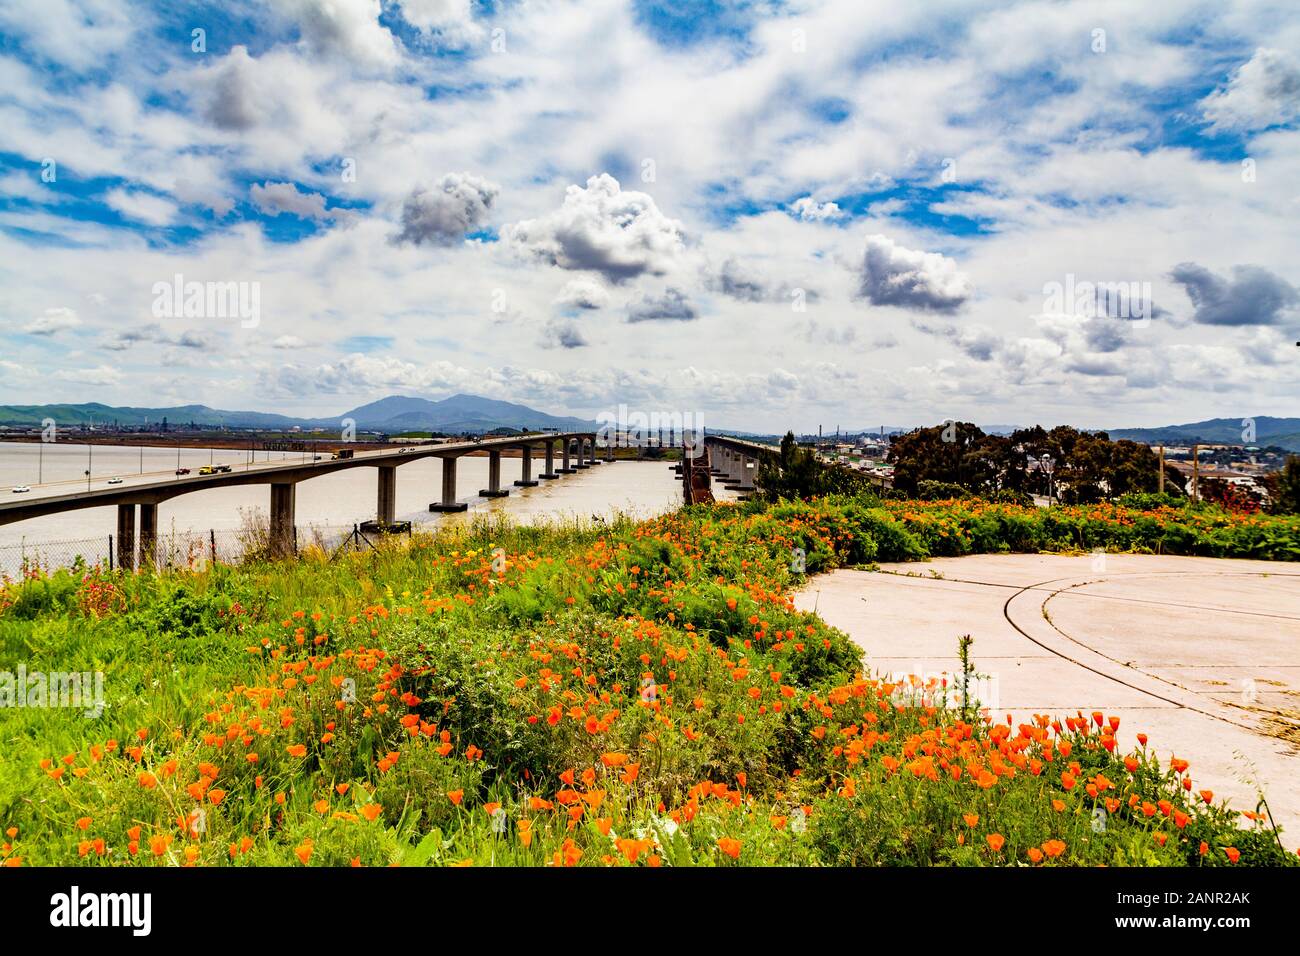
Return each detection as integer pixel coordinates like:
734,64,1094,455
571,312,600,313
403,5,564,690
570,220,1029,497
573,438,590,469
138,502,157,568
270,482,296,558
737,456,756,491
115,504,135,571
541,440,558,479
559,439,575,474
586,437,600,464
480,449,509,497
430,456,469,512
514,444,538,487
377,465,397,525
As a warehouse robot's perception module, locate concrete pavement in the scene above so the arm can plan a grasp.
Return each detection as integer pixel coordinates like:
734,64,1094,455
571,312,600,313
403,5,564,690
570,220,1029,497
794,553,1300,845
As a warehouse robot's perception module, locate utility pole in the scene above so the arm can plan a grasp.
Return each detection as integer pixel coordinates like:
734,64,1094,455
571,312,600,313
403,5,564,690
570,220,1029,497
1191,443,1199,502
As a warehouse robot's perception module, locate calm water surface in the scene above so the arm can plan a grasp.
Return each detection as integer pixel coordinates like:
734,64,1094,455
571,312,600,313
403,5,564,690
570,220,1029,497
0,442,717,572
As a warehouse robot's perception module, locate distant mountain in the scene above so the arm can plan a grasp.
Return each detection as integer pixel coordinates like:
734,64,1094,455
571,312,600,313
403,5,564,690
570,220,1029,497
338,394,594,432
0,402,305,429
0,394,597,435
1108,417,1300,452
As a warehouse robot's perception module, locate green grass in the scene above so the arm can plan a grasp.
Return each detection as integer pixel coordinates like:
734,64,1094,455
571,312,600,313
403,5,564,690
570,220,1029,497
0,497,1295,867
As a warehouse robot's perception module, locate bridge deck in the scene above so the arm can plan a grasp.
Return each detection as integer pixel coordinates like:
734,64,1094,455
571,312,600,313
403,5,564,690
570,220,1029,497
0,432,595,526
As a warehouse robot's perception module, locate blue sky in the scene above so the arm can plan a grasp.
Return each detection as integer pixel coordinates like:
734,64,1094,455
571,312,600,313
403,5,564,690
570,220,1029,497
0,0,1297,430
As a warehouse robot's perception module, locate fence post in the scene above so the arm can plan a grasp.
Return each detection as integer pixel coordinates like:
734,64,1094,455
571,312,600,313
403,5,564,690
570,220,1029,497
108,534,114,571
210,529,216,566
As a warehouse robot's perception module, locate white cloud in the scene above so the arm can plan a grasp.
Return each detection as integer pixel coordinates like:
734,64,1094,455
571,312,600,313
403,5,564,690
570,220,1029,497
1201,48,1300,133
856,234,973,313
505,174,686,283
789,196,843,221
270,0,400,69
251,182,331,220
390,174,499,247
22,307,81,335
104,188,177,226
554,278,609,310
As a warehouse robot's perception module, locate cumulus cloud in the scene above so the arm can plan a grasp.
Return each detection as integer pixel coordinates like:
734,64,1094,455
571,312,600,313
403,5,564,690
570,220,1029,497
102,323,163,351
271,0,399,68
505,174,686,283
250,181,331,220
23,307,81,335
789,196,843,222
397,0,481,41
912,320,1000,361
105,188,177,226
174,179,235,218
554,278,609,310
626,287,697,323
389,173,498,247
1201,48,1300,133
1169,262,1298,326
204,45,261,131
704,258,770,302
541,318,588,349
272,335,308,349
856,235,972,313
704,258,815,305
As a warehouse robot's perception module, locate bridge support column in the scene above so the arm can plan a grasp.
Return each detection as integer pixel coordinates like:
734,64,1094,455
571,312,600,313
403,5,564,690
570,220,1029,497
541,441,558,479
270,482,296,559
558,439,575,474
737,456,756,491
430,457,468,512
586,438,599,464
573,438,590,469
711,447,729,478
138,502,157,568
115,504,136,572
480,449,509,497
376,465,397,525
514,444,538,487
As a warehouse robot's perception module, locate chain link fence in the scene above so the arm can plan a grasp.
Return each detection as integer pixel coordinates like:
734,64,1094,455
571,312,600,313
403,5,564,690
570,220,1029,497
0,523,414,579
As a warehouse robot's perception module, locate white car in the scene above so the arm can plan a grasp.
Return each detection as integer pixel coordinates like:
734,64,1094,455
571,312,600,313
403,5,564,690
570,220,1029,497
11,485,30,494
107,477,124,484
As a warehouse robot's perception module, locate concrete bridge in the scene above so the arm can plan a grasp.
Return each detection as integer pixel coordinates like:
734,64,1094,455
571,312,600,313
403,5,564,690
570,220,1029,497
0,432,604,565
699,435,778,493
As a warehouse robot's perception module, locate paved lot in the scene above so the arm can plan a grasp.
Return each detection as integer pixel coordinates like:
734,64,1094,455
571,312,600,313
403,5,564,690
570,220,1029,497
794,554,1300,845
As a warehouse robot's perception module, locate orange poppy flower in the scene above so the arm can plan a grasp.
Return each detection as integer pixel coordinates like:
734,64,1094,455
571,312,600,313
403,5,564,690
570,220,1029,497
986,834,1005,852
717,837,742,860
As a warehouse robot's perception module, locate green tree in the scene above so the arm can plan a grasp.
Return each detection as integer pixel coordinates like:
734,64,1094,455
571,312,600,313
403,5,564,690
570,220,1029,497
1263,455,1300,514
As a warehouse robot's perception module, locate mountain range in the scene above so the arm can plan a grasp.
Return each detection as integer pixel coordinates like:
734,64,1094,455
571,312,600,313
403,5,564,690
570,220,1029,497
1,399,1296,450
0,394,595,434
1107,416,1300,452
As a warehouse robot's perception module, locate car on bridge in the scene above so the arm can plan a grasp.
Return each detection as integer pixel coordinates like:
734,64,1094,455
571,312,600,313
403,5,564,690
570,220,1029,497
107,477,124,484
175,467,190,475
198,465,216,475
11,485,30,494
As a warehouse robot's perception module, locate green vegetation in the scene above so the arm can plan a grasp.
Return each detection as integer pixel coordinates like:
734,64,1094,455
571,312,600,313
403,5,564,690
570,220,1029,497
0,497,1296,867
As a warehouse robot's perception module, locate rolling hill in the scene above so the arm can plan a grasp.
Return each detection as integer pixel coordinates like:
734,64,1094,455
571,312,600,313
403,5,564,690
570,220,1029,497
0,394,597,435
1108,417,1300,452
